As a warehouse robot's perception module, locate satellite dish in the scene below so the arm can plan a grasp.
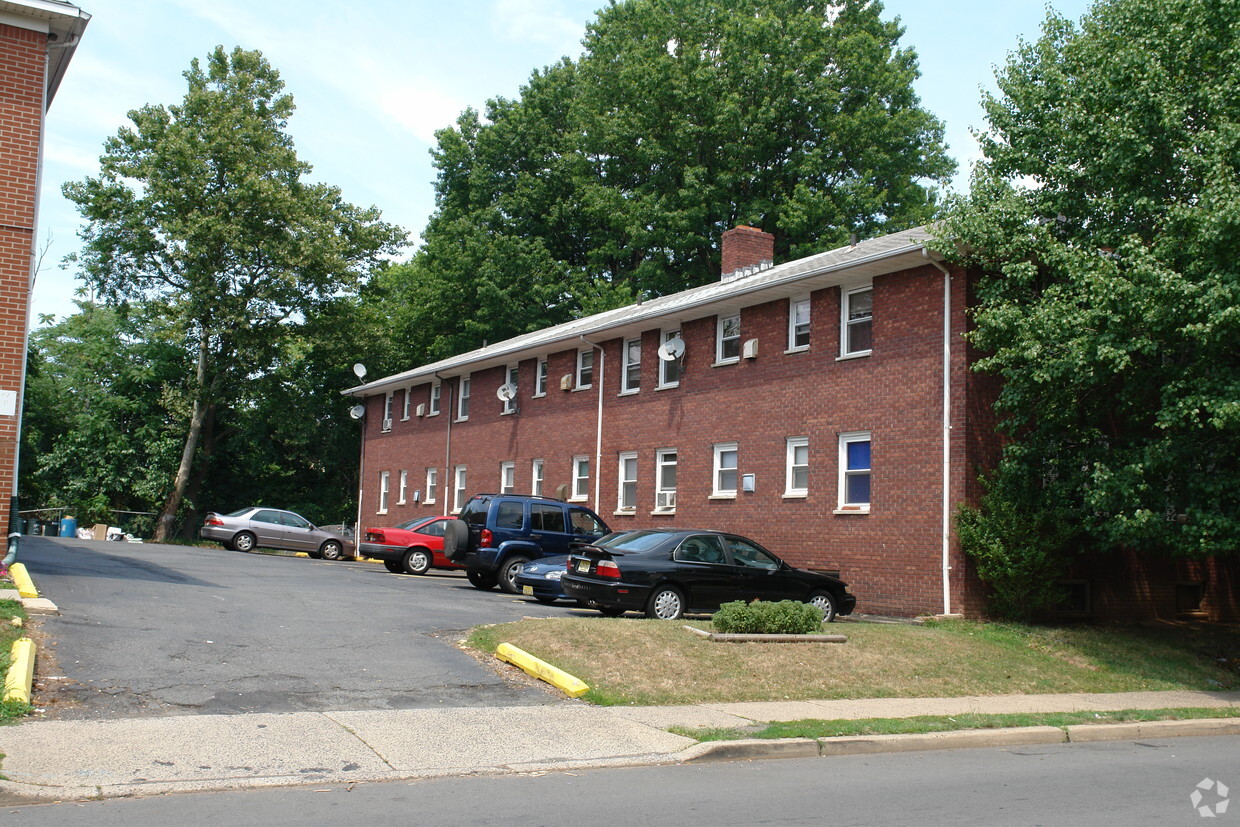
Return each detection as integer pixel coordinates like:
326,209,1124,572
352,363,367,380
496,382,517,401
348,404,365,420
657,337,685,361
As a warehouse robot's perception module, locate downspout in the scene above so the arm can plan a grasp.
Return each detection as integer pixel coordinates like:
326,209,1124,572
924,249,953,616
437,372,452,510
580,335,605,514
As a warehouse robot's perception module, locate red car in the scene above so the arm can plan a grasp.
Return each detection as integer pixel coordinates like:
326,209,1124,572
358,516,463,576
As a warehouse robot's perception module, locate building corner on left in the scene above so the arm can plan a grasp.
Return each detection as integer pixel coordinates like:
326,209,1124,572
0,0,90,558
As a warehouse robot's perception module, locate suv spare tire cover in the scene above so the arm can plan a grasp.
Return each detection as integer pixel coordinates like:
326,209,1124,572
443,519,470,561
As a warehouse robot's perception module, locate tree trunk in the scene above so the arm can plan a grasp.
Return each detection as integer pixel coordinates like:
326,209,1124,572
152,332,211,541
179,402,218,540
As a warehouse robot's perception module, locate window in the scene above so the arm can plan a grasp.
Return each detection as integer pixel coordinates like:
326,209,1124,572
617,452,637,511
531,459,544,496
429,382,441,415
712,442,738,497
534,358,548,397
655,449,677,512
621,339,641,394
457,375,470,420
500,461,515,494
658,329,681,388
576,350,594,389
572,455,590,501
453,465,467,513
838,432,871,511
495,500,524,529
378,471,390,513
785,437,809,496
502,364,518,414
382,392,394,431
531,502,565,532
425,467,438,504
674,535,726,564
398,469,408,504
842,286,873,356
716,314,741,363
402,387,412,420
789,298,810,351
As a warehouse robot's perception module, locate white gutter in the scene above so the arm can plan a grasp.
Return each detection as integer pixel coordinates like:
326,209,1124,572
924,249,953,616
580,335,604,514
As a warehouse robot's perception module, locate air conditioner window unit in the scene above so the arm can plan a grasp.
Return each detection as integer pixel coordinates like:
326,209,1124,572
415,403,426,417
381,418,393,432
560,373,574,391
656,491,676,510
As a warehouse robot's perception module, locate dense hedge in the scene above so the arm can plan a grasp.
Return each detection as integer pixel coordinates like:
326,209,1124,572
712,599,824,634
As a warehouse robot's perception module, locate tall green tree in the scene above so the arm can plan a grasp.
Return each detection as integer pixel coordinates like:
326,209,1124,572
382,0,953,361
63,46,405,539
939,0,1240,615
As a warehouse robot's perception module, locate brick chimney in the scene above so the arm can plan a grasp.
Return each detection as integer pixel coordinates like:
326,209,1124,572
721,225,775,281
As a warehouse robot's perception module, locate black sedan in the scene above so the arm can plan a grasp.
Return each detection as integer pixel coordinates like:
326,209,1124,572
561,529,856,621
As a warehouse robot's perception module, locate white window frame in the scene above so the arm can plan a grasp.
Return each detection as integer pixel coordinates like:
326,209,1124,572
658,329,681,389
402,387,412,420
785,437,809,497
837,431,872,512
571,455,590,501
617,451,638,512
378,470,390,514
534,358,548,397
712,442,739,498
397,469,408,504
452,465,467,514
841,285,873,358
457,375,471,421
500,461,515,494
531,458,544,496
716,314,741,364
621,338,641,394
429,382,441,416
502,364,519,414
382,392,394,431
788,297,811,352
425,467,437,504
576,349,594,390
654,449,677,513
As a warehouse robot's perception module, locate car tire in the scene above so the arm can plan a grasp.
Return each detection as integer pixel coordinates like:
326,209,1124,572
808,590,838,623
498,555,531,594
320,540,344,561
466,569,498,590
403,548,431,576
231,532,256,553
597,606,625,617
307,548,323,560
645,585,684,620
443,519,469,561
383,559,403,573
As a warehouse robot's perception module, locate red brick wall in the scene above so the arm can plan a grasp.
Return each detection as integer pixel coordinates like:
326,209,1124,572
362,261,978,617
0,24,44,538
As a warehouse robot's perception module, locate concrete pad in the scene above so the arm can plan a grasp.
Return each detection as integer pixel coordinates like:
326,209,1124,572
0,712,390,795
817,726,1067,756
20,597,59,615
328,705,694,772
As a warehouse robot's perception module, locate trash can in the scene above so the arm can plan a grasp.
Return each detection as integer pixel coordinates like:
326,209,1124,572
60,517,77,538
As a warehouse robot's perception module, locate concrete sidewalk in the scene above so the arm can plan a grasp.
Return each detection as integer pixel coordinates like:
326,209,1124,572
1,690,1237,801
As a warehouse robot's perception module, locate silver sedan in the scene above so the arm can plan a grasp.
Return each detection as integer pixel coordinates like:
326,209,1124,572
200,507,354,560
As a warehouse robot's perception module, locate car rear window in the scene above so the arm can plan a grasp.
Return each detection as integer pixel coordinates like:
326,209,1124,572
597,530,670,552
226,508,253,517
461,497,490,526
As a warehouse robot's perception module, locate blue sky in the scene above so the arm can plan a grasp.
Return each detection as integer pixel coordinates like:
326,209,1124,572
33,0,1093,326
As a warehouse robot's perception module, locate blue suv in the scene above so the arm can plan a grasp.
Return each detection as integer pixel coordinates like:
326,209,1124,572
443,494,610,593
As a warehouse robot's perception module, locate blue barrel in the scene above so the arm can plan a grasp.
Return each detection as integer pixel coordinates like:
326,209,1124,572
59,517,77,537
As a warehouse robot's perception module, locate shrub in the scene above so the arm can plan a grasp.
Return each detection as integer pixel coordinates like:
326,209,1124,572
712,600,823,634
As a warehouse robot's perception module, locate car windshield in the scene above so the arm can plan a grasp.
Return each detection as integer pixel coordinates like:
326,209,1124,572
595,530,671,553
226,508,254,517
395,518,433,531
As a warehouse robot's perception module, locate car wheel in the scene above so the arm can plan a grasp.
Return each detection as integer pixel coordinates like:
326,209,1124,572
403,548,432,576
466,569,498,590
320,540,344,561
442,519,469,561
808,590,838,623
498,555,531,594
597,606,625,617
307,548,323,560
645,585,684,620
231,532,256,553
383,560,403,573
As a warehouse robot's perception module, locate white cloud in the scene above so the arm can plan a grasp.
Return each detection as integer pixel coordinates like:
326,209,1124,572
491,0,587,57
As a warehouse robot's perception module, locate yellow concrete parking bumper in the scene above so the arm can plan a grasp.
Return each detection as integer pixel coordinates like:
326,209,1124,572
4,637,35,704
495,643,589,698
9,563,38,599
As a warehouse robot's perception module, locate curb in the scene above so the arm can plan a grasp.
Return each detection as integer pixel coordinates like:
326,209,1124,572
495,643,590,697
3,637,34,703
8,563,37,598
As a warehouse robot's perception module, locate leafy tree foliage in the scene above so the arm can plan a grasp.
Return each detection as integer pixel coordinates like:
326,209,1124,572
62,47,405,538
381,0,953,360
939,0,1240,614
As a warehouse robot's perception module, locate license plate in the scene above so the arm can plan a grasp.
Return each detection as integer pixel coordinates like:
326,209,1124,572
577,559,591,573
522,585,533,596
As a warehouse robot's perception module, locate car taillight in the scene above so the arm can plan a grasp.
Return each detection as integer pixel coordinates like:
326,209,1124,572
205,516,223,526
366,530,383,542
481,528,493,547
596,560,621,580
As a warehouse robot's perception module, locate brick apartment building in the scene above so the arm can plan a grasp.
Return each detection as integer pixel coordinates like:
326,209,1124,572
0,0,89,538
347,225,1237,620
